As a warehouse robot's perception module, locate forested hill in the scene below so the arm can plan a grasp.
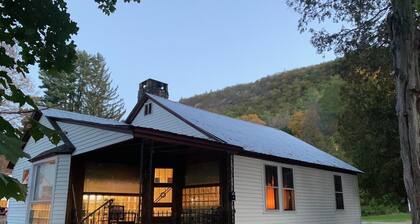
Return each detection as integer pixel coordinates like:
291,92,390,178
180,61,345,157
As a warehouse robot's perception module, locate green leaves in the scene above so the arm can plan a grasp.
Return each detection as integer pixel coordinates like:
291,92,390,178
27,118,61,144
0,173,27,201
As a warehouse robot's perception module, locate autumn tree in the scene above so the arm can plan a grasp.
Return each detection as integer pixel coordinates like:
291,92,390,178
40,51,125,119
239,114,266,125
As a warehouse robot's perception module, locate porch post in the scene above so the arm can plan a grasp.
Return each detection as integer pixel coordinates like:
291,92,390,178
141,141,154,224
137,140,144,223
222,152,234,224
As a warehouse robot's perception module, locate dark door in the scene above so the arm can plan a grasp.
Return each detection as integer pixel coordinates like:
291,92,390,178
152,168,174,224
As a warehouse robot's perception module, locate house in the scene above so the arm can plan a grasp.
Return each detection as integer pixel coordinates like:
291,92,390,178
7,79,361,224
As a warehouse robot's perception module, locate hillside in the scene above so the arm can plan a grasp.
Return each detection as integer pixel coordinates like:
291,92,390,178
181,61,345,157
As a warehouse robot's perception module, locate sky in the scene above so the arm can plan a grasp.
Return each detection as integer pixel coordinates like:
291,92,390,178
29,0,336,112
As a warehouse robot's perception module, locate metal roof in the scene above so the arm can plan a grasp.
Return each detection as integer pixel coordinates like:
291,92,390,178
147,94,361,173
41,108,126,126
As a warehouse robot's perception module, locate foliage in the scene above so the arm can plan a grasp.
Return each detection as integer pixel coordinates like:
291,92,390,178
361,192,402,216
182,62,346,157
40,51,125,119
238,114,266,125
337,48,405,208
0,0,139,201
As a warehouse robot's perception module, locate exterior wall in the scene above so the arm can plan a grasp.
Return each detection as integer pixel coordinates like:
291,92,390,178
57,122,133,155
233,155,361,224
51,154,71,224
7,116,63,224
131,99,210,140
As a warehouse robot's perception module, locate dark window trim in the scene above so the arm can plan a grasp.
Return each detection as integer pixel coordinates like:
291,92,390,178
334,175,344,210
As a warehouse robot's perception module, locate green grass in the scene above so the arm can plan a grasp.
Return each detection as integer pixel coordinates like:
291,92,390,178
362,213,411,222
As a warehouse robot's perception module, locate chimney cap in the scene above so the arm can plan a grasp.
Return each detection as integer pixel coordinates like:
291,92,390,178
138,78,169,99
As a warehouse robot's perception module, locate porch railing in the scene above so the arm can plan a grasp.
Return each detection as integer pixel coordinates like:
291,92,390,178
180,208,224,224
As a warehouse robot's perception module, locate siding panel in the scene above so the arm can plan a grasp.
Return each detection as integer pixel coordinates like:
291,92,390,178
51,154,71,224
7,117,63,224
132,99,210,140
234,155,361,224
57,122,133,155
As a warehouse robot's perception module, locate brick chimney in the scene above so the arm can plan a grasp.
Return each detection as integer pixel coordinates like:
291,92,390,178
138,79,169,100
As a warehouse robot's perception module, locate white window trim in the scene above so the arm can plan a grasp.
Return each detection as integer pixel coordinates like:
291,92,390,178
262,163,280,212
333,174,345,211
26,156,58,224
281,166,296,212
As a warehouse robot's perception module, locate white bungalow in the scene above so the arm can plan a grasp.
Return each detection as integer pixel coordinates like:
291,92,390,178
7,79,361,224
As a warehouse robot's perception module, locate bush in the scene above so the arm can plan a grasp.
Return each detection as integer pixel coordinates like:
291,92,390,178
361,193,404,216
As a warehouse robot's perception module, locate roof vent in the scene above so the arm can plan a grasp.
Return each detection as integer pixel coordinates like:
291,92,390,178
138,79,169,100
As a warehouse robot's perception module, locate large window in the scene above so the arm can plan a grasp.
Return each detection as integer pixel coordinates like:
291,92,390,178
29,160,56,224
282,167,295,211
334,175,344,209
265,165,279,210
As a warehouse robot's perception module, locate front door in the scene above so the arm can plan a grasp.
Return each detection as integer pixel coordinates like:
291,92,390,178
152,168,174,223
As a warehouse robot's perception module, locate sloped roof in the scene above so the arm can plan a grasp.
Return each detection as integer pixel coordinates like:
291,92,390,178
41,108,126,126
146,94,361,173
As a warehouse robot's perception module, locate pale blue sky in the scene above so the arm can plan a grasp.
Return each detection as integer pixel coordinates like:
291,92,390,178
29,0,336,112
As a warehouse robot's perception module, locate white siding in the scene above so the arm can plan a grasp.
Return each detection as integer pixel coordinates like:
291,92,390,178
57,122,133,155
51,154,71,224
7,116,63,224
234,155,361,224
132,99,210,140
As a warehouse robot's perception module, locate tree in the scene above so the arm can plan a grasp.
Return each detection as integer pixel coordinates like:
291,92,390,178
338,48,404,208
40,51,125,119
239,113,266,125
0,0,138,201
287,0,419,221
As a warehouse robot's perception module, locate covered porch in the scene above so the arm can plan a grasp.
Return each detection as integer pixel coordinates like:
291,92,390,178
66,131,237,224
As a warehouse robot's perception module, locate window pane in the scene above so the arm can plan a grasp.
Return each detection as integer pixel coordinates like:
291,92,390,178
153,207,172,217
33,161,55,201
265,166,278,187
334,175,343,192
282,168,294,189
182,186,220,209
29,202,51,224
154,168,173,183
283,189,295,211
336,193,344,209
154,187,173,203
265,187,279,210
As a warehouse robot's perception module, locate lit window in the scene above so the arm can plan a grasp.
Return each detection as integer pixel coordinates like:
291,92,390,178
282,167,295,211
29,160,56,224
334,175,344,209
144,103,152,115
265,165,279,210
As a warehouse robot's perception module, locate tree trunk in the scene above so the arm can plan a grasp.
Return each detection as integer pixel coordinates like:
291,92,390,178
390,0,420,223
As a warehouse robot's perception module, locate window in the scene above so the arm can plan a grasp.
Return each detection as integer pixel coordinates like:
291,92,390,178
282,167,295,211
265,165,279,210
334,175,344,209
29,160,56,224
22,169,30,185
144,103,152,115
153,168,173,217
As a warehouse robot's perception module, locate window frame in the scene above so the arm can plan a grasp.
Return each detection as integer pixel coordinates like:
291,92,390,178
263,165,280,211
281,167,296,211
26,157,57,224
144,103,153,116
334,175,344,210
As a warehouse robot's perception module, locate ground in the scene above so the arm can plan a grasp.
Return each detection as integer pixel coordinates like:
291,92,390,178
362,213,411,223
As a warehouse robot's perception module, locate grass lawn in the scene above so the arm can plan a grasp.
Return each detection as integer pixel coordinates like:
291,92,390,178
362,213,411,222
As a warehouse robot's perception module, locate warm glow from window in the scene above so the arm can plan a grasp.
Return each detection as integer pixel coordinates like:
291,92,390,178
82,193,139,217
282,167,295,211
182,186,220,209
153,207,172,217
265,165,279,210
29,202,51,224
153,187,173,203
154,168,173,183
